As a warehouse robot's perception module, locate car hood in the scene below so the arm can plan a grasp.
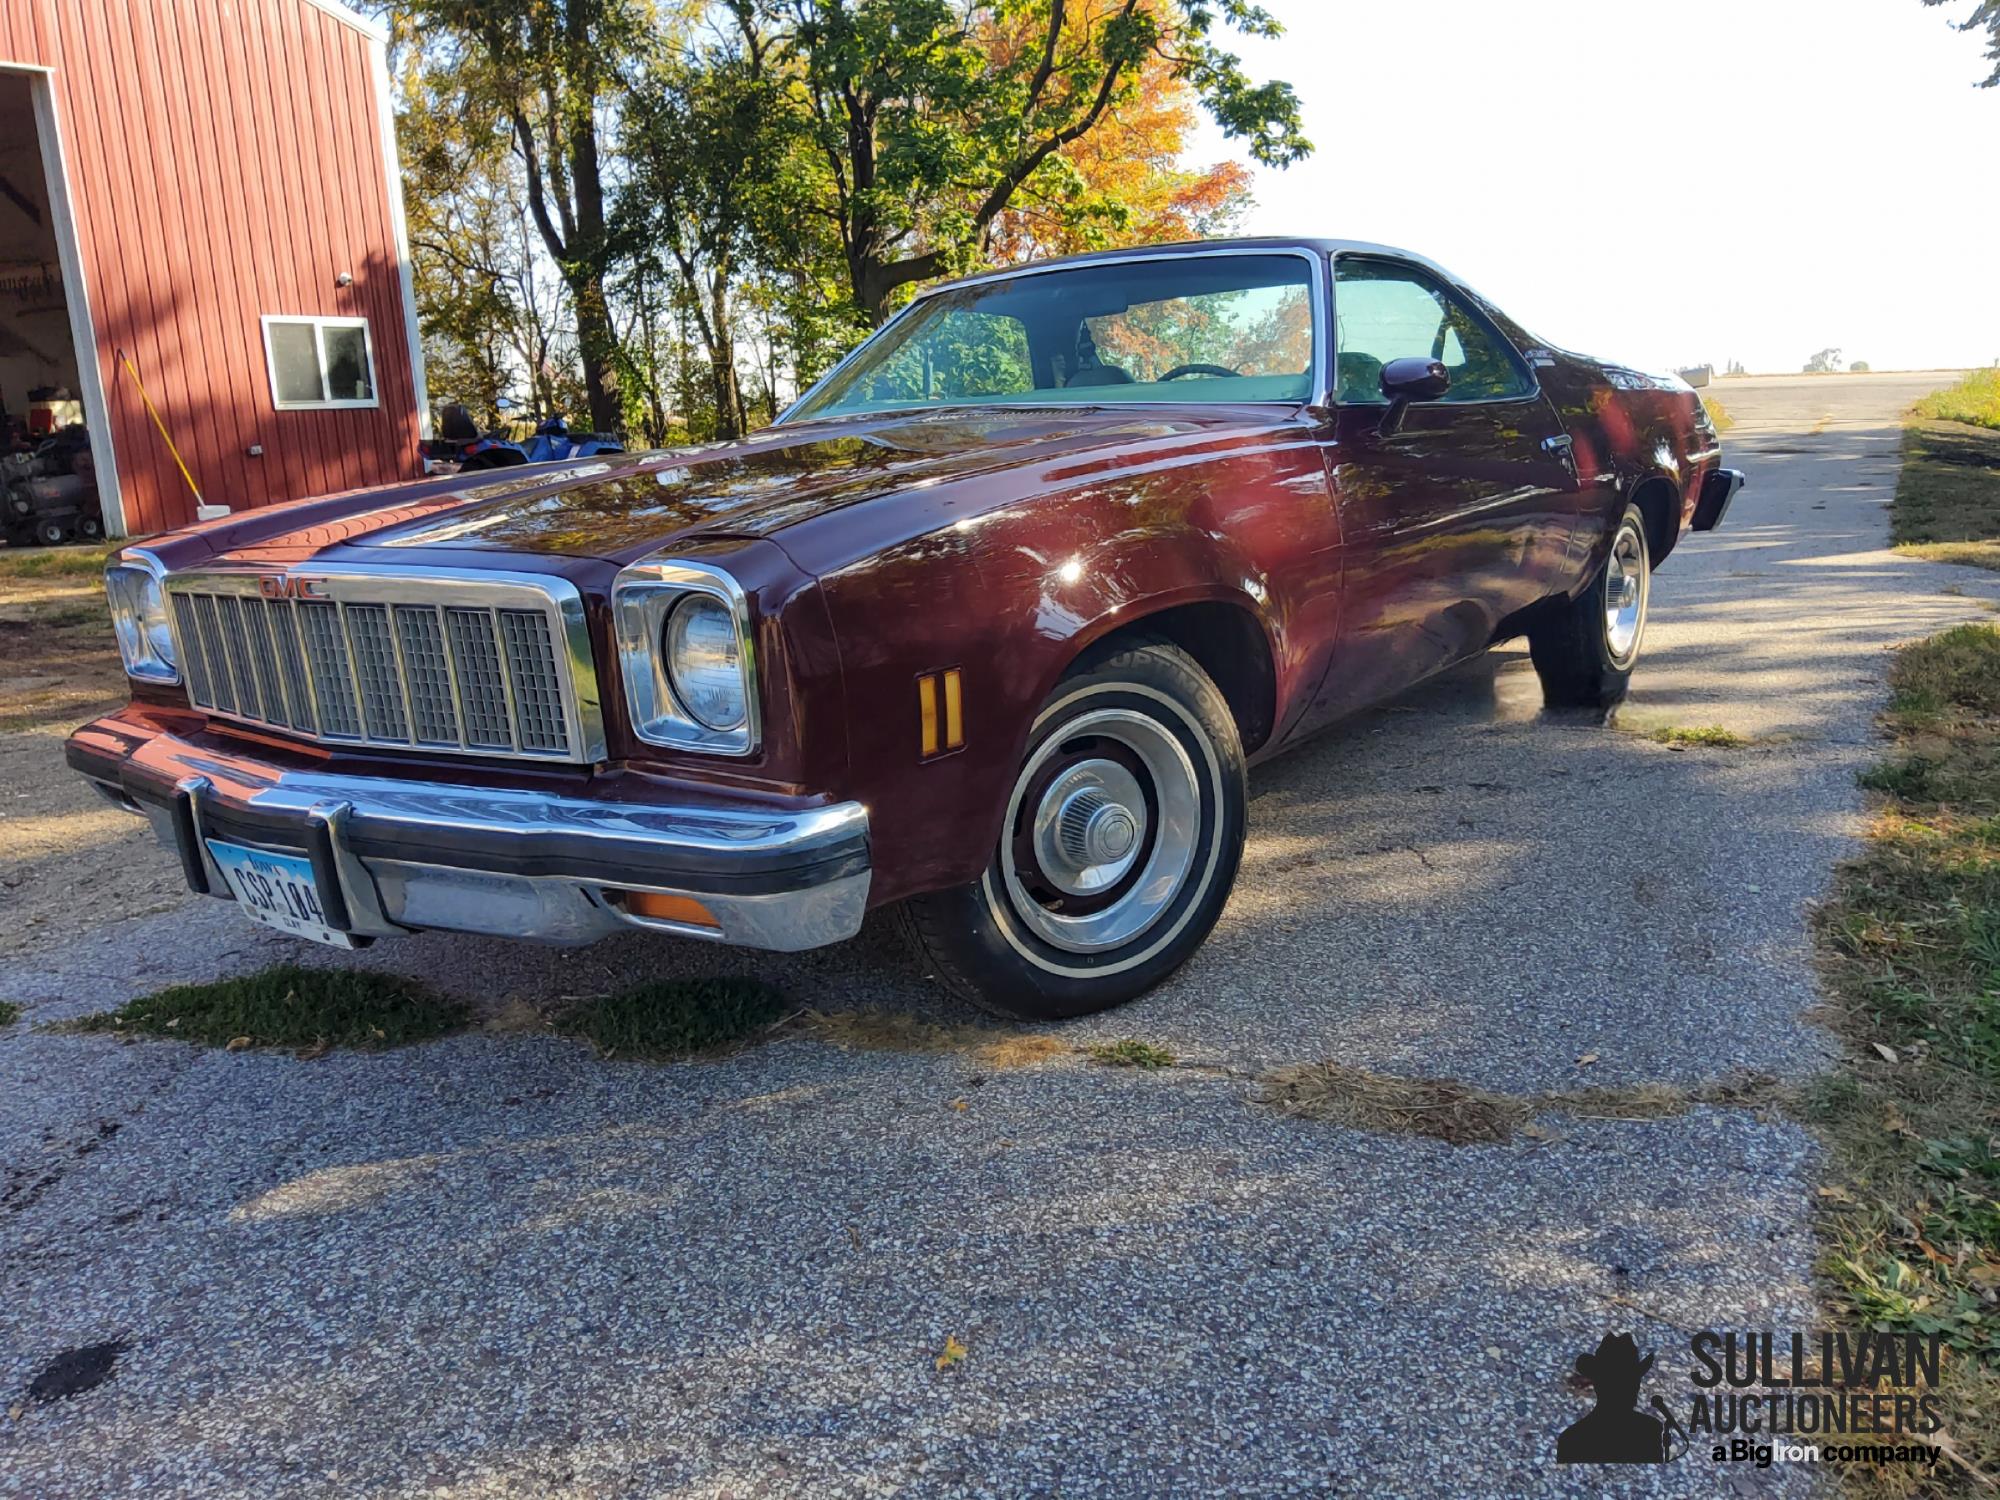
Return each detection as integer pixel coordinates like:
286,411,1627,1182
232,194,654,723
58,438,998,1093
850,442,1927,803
201,406,1284,568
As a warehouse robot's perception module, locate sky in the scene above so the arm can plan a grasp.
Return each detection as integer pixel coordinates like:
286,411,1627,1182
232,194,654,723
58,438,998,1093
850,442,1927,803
1187,0,2000,375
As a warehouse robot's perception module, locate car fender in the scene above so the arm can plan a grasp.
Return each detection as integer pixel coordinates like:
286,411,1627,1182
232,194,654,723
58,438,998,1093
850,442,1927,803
803,448,1324,905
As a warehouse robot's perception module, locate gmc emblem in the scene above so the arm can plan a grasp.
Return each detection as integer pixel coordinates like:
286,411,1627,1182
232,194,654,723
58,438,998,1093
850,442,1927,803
257,575,325,601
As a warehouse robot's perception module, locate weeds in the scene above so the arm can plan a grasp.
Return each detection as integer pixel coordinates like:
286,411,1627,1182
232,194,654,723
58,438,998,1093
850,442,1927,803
558,977,788,1059
804,1007,1068,1070
1808,622,2000,1490
69,965,466,1050
0,543,121,581
1648,724,1750,749
0,1000,20,1028
1256,1062,1779,1146
1086,1039,1177,1069
1892,418,2000,573
1911,369,2000,432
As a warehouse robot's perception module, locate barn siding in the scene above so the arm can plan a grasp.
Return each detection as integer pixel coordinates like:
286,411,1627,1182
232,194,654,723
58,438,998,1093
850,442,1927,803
0,0,421,535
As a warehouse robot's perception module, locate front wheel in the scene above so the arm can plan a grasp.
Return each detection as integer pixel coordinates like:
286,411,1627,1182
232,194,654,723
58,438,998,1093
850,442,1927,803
897,639,1247,1020
1529,501,1650,708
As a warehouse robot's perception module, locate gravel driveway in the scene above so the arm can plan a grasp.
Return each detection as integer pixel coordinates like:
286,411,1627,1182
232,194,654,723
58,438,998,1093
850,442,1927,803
4,372,1996,1497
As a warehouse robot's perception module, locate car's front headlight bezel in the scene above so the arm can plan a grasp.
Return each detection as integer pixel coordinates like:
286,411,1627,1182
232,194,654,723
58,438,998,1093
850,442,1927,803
104,553,181,685
612,558,759,755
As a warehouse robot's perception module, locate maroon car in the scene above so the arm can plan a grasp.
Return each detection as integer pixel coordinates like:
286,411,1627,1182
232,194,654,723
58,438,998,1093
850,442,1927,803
68,239,1741,1018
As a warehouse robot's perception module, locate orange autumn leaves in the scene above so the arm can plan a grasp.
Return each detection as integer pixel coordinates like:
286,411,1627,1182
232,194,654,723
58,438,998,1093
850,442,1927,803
975,3,1253,264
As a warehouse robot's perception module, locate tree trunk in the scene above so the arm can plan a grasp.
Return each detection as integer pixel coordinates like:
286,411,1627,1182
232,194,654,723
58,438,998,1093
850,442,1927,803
708,273,746,438
571,276,623,435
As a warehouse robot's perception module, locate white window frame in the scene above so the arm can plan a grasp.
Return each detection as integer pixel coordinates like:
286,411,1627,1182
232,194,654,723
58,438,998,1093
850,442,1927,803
260,314,381,410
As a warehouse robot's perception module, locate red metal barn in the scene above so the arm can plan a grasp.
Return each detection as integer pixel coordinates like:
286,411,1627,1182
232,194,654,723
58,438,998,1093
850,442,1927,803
0,0,427,538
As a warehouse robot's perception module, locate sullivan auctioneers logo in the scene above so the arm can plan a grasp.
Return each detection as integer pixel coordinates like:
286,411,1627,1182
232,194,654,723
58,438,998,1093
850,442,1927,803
1555,1329,1946,1470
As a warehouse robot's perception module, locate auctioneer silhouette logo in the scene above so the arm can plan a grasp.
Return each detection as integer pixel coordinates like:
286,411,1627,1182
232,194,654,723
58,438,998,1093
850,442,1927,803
1555,1328,1947,1472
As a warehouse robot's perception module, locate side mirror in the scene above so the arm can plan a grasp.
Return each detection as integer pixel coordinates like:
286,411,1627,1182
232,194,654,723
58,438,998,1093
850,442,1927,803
1379,357,1450,436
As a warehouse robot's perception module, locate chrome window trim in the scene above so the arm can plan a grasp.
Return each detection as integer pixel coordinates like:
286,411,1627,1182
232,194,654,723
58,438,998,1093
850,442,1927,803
1328,251,1543,409
776,245,1331,424
611,557,761,757
105,547,182,685
159,564,605,763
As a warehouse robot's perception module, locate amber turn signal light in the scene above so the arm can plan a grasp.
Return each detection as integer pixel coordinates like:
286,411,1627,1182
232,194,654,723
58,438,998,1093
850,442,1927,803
618,890,720,929
918,668,965,758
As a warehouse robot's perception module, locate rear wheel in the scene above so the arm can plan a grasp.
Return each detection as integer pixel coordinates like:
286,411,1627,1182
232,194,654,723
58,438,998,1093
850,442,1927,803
1529,501,1650,708
897,640,1247,1020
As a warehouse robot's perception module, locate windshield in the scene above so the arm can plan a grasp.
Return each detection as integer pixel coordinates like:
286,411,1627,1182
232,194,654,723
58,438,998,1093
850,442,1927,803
786,253,1318,423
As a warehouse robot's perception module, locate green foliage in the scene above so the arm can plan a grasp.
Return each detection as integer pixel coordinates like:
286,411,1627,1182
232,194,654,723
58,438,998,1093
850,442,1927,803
1891,414,2000,572
1813,622,2000,1384
1086,1038,1177,1069
1924,0,2000,88
1911,368,2000,431
70,965,467,1050
0,1000,20,1028
1646,724,1749,748
556,976,790,1058
0,543,120,580
396,1,1314,430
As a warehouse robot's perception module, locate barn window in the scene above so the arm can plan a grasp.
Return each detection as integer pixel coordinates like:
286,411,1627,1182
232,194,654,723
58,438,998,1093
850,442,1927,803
260,316,378,410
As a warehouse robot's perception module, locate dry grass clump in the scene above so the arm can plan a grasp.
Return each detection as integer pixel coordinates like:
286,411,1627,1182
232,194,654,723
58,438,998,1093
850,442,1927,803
1257,1064,1782,1146
803,1008,1069,1071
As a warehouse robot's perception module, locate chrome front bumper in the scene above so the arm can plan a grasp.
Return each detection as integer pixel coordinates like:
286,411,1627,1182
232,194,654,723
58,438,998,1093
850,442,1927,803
65,714,870,951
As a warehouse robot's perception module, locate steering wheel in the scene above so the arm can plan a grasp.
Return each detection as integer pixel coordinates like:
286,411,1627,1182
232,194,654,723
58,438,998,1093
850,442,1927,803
1158,362,1241,381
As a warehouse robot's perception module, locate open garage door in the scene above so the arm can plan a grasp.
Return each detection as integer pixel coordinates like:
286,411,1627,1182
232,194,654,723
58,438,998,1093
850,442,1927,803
0,66,120,544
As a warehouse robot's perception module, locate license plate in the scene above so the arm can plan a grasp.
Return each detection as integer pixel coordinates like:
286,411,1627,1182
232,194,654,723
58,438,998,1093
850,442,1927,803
204,839,354,948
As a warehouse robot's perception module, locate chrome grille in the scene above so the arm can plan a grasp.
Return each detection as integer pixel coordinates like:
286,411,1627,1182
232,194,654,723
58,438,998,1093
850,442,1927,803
164,571,602,763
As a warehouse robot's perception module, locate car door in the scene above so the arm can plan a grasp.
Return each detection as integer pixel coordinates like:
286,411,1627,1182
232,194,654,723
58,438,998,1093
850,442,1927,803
1306,255,1580,722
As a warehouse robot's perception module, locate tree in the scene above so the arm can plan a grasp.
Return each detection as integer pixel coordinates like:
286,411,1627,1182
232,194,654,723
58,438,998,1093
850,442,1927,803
1924,0,2000,87
620,9,814,437
1804,347,1843,374
398,54,586,425
773,0,1311,326
977,39,1251,262
395,0,652,434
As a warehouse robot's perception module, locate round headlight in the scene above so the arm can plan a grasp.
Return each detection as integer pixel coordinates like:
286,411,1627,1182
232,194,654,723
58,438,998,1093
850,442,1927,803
664,594,746,732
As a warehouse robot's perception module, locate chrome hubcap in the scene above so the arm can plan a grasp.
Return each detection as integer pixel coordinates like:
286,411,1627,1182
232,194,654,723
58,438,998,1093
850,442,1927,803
1002,707,1202,953
1604,523,1647,664
1034,759,1147,896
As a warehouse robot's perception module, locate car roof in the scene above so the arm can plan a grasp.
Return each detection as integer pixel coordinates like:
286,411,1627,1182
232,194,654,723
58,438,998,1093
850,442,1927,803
917,236,1468,297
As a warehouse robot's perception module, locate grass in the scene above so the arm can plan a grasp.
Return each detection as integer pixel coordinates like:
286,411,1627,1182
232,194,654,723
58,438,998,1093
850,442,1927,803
557,976,789,1059
1809,623,2000,1492
1701,394,1736,432
69,965,467,1050
1256,1060,1778,1146
0,1000,19,1028
0,542,121,580
1086,1038,1176,1069
1912,369,2000,432
1648,724,1749,749
804,1007,1070,1071
1891,413,2000,574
